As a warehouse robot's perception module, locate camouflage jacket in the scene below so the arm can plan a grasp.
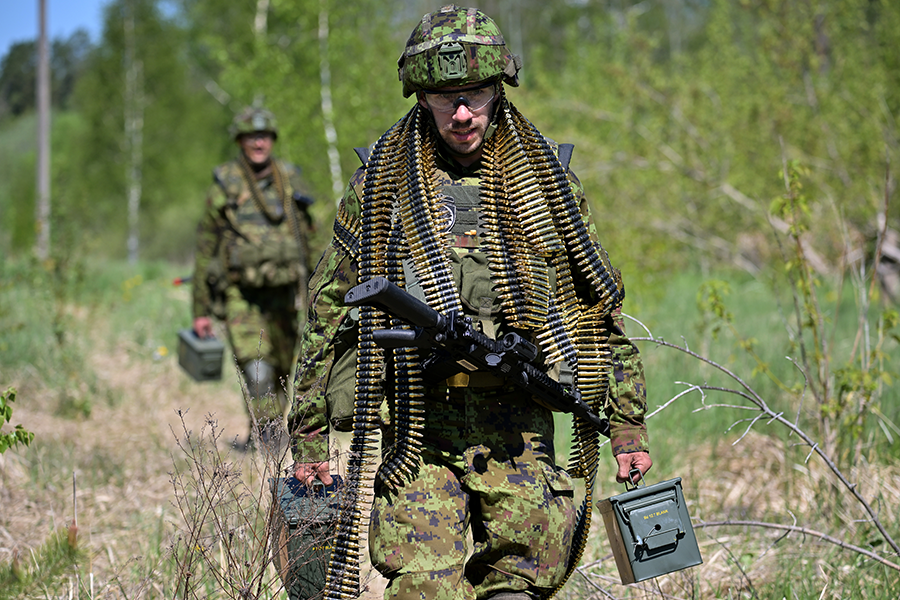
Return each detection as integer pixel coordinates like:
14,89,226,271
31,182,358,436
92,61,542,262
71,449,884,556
192,156,315,319
289,144,649,464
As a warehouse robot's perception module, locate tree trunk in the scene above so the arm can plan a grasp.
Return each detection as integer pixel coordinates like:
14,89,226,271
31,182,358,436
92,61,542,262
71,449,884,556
124,6,144,264
35,0,51,261
255,0,269,37
318,0,343,204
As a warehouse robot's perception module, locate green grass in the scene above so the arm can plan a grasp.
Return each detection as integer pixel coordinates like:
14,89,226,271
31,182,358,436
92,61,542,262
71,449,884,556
0,255,192,384
0,524,84,598
627,269,900,466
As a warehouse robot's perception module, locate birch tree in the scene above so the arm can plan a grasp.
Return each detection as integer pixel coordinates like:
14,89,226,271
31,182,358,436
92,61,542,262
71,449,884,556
123,2,144,264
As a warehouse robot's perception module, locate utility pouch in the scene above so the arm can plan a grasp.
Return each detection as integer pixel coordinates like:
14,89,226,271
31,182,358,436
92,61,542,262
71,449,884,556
324,310,360,432
270,476,346,600
598,472,702,584
203,257,230,319
226,236,303,287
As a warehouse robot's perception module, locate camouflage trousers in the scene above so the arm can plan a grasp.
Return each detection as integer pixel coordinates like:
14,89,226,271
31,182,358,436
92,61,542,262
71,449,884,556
370,385,576,600
223,284,299,421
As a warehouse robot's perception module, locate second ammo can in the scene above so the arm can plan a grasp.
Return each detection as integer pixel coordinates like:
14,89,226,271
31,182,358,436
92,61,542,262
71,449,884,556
598,477,702,584
177,328,224,381
270,476,345,600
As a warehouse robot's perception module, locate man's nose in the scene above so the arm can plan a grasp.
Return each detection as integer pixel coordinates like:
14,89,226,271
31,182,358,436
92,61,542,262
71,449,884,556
452,103,474,120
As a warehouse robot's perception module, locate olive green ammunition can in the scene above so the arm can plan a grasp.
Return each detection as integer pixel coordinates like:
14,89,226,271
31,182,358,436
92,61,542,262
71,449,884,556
270,476,344,600
598,477,702,584
177,329,224,381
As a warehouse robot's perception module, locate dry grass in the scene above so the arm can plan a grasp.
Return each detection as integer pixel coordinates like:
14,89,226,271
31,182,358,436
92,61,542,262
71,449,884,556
1,333,245,595
0,320,391,599
1,333,897,599
575,431,900,600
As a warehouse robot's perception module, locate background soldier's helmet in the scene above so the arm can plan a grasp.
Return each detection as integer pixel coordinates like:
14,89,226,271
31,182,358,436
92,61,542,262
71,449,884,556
229,106,279,140
397,4,522,98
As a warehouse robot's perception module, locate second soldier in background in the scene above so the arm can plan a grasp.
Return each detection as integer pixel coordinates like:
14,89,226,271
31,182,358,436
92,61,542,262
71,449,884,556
192,106,315,449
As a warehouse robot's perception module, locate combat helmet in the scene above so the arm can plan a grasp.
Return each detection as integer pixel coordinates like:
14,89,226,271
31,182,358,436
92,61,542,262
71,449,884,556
398,5,522,98
229,106,278,140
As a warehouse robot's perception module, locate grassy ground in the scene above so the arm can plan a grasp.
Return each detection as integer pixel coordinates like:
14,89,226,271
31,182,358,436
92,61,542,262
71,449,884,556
0,257,898,599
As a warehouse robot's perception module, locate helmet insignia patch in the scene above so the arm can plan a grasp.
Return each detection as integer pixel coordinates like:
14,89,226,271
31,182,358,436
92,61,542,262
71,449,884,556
437,42,466,81
251,114,267,131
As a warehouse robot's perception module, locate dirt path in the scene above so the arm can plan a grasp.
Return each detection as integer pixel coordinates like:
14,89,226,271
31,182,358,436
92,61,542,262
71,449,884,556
0,338,386,599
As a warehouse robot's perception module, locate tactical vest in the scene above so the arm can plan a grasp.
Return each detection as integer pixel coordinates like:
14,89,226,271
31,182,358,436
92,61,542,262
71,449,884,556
214,159,307,288
357,142,574,337
324,144,576,430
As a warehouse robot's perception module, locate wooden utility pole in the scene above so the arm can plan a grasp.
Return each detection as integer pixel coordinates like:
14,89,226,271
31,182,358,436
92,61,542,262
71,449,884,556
124,4,144,264
35,0,51,261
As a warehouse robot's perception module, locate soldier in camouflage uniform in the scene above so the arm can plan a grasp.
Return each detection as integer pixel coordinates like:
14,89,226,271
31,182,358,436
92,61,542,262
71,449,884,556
193,106,315,445
289,6,650,600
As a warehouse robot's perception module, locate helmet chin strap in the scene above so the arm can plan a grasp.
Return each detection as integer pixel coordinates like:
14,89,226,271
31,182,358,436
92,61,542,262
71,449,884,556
483,99,500,141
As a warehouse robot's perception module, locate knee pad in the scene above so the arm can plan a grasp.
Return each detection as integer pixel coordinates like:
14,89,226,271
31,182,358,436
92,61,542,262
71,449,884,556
243,359,276,400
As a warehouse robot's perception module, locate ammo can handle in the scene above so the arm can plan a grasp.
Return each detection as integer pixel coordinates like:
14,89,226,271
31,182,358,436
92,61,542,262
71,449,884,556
624,468,645,490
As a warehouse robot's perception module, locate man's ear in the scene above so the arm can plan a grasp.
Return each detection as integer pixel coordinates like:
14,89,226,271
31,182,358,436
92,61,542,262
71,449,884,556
416,92,429,110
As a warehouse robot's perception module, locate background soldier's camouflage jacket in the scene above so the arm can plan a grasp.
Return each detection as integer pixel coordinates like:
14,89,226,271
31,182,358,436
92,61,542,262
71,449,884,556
192,156,314,320
289,145,649,465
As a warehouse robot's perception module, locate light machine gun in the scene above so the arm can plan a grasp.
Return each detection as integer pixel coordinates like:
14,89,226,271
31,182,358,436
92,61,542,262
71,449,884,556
344,276,610,436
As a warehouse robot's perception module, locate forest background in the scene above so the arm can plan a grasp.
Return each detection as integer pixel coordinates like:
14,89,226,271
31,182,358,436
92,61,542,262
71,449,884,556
1,0,899,599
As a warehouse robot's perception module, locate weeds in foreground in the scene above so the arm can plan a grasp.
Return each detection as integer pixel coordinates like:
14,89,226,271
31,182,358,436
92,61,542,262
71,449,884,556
0,521,83,597
168,409,288,599
167,397,346,600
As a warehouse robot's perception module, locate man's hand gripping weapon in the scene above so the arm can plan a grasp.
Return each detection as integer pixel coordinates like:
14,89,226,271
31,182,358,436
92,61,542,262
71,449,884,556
345,276,610,436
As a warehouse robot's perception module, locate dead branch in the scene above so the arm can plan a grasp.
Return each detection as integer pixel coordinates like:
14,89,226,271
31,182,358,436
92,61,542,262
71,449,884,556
695,520,900,572
631,335,900,557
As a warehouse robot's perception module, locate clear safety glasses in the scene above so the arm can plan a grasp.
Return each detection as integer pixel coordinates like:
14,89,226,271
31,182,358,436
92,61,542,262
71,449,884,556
422,82,497,114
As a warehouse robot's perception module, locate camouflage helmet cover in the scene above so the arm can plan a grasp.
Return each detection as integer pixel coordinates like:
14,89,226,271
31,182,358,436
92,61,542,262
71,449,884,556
398,5,522,98
229,106,278,140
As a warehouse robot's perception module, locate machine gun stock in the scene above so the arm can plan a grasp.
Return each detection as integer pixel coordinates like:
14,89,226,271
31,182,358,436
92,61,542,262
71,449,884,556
344,276,610,436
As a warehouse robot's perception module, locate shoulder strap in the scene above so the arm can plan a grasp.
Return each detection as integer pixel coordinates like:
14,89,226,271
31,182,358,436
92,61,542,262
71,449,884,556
558,143,574,171
354,147,371,166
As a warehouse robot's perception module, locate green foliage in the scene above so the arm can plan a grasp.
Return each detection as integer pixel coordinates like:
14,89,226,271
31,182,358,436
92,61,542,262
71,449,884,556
62,0,229,261
3,0,896,273
646,160,900,469
0,31,92,121
0,388,33,453
0,115,36,252
0,255,89,392
635,268,900,464
0,523,86,599
0,255,192,415
520,0,899,289
696,279,733,338
768,161,898,463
